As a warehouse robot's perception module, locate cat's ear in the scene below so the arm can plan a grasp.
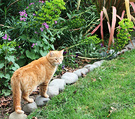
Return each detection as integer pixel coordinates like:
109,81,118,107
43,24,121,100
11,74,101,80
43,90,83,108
49,51,54,57
60,49,64,55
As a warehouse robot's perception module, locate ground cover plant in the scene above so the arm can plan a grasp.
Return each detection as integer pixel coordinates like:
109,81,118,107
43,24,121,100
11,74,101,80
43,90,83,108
28,49,135,119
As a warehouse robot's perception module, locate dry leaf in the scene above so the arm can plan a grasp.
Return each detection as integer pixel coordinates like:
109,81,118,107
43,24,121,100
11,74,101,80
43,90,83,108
32,117,38,119
99,77,102,81
92,78,96,82
81,73,86,78
107,107,117,117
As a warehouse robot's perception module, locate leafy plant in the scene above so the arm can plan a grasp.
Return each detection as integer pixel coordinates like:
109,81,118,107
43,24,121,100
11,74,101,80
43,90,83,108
0,31,19,96
55,5,99,48
115,19,134,51
61,34,103,68
11,0,66,65
91,0,135,49
35,0,66,25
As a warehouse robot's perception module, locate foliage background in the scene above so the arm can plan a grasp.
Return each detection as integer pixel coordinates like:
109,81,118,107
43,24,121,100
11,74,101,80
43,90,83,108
0,0,134,97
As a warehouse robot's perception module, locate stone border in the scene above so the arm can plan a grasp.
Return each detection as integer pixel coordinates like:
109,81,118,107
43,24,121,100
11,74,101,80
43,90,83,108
9,60,105,119
9,40,135,119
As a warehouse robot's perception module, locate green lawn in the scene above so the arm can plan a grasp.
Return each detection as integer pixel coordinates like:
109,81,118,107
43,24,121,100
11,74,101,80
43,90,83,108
28,49,135,119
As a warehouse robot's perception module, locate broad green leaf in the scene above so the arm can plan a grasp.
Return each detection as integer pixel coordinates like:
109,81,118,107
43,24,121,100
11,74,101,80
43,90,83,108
42,38,49,44
0,72,4,78
37,41,43,47
0,49,3,54
19,34,27,40
8,48,15,52
40,50,48,56
26,50,36,60
5,56,15,63
67,13,71,19
2,89,11,96
29,37,36,43
12,63,20,71
5,74,10,79
0,63,4,69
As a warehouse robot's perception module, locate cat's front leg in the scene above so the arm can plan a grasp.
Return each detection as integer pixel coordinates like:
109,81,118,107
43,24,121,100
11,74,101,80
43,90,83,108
40,81,49,98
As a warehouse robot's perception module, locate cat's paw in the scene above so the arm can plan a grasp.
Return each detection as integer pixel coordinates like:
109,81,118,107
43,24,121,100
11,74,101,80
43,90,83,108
16,109,24,114
28,98,34,103
44,94,49,98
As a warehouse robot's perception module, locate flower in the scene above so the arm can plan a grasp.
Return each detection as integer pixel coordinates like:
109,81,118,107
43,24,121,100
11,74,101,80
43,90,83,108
26,6,29,9
18,46,21,48
42,22,49,29
29,3,34,6
100,43,104,47
2,34,7,40
19,10,27,21
63,51,67,55
31,43,35,47
62,65,65,69
2,34,11,41
40,27,44,32
19,10,26,16
39,0,44,3
31,43,37,47
25,14,28,17
55,21,57,24
34,31,38,34
75,53,79,58
33,13,36,16
8,37,11,41
20,17,26,21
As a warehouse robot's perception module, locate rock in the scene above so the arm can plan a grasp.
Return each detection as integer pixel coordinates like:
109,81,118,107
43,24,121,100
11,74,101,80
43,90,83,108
61,72,78,84
84,64,97,71
93,60,104,67
109,49,117,58
49,79,66,91
47,85,59,98
117,49,128,55
81,68,89,74
35,95,50,107
9,112,27,119
23,102,37,113
84,64,93,69
73,69,82,77
125,40,135,49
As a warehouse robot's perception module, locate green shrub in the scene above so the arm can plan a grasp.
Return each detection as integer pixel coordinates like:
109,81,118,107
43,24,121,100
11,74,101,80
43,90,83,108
61,34,103,68
35,0,65,25
15,0,66,65
54,5,99,48
115,19,134,51
0,31,19,96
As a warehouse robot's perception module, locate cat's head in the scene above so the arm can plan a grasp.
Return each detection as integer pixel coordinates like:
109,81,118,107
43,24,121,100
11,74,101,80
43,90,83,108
47,50,64,66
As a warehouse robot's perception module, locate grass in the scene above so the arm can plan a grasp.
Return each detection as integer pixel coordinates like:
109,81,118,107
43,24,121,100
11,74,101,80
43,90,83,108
28,49,135,119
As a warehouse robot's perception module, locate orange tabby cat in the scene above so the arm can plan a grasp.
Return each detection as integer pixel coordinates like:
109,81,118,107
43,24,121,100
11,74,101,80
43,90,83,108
11,50,64,114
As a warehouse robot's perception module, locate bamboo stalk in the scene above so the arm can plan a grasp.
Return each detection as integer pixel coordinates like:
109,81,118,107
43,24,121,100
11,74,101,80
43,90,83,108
125,0,131,20
77,0,81,11
129,0,135,2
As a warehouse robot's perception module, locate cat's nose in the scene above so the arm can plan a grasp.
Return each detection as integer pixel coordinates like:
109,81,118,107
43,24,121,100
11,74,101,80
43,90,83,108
58,62,62,65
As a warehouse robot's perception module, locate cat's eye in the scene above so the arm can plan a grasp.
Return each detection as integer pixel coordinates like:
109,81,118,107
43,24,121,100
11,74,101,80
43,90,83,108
55,58,58,60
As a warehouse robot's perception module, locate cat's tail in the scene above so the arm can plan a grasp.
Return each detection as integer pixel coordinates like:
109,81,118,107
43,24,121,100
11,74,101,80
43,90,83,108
11,77,24,114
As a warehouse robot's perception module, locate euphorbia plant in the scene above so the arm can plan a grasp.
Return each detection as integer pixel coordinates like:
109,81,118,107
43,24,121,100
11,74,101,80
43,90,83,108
115,19,134,51
16,0,66,64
